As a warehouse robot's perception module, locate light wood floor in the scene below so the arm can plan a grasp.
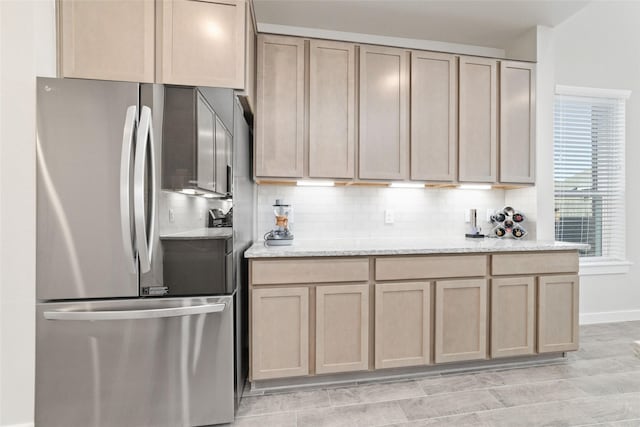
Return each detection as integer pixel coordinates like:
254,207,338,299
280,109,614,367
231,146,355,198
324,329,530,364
231,321,640,427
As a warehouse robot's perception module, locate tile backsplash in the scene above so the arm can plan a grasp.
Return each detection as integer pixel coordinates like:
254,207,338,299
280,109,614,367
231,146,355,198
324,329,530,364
256,185,510,241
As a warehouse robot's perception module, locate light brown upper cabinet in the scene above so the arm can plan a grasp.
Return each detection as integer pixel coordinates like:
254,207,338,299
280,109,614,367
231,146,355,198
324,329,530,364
458,56,498,183
538,275,579,353
410,52,457,182
359,46,410,180
255,35,305,178
435,278,488,363
59,0,155,82
59,0,251,89
316,284,369,374
240,2,257,112
309,40,356,179
491,276,535,358
500,61,536,184
159,0,246,88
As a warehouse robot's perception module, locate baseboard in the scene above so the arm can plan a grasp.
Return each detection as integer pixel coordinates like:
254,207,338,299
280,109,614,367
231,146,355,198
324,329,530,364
2,423,34,427
580,309,640,325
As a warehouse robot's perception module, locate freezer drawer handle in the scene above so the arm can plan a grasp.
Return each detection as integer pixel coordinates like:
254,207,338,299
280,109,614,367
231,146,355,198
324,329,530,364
43,302,226,321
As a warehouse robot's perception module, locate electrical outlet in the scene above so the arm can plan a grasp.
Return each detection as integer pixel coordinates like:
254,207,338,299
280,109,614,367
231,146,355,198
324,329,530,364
168,208,175,223
384,209,394,224
487,208,494,222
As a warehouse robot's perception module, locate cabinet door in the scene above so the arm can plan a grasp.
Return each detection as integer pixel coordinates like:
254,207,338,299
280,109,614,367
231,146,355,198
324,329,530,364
59,0,154,82
215,116,231,194
160,0,245,88
538,275,579,353
458,57,498,183
316,284,369,374
242,2,257,113
196,92,216,192
309,40,356,179
500,61,536,184
491,277,535,358
251,287,309,380
435,279,487,363
375,282,431,369
359,46,409,180
256,35,305,178
411,51,457,182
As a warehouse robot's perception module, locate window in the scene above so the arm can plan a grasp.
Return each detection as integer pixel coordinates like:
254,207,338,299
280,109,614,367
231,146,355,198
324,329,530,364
554,86,629,261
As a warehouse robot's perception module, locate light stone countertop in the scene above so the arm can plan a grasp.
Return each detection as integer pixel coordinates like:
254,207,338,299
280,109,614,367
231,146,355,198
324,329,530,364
244,238,588,258
160,227,232,240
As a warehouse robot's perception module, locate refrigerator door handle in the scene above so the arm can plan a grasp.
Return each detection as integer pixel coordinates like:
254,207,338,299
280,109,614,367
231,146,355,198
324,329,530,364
43,302,227,321
134,106,157,273
120,106,138,274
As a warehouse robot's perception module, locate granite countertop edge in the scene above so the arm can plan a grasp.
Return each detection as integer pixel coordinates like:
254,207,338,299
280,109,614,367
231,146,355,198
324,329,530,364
160,228,232,240
244,239,588,258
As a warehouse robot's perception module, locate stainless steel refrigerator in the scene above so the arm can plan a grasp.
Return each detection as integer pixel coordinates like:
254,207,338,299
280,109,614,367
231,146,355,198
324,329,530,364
35,77,240,427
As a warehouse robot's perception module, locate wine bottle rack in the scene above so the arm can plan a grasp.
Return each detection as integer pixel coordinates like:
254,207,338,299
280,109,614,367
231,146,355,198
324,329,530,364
490,206,527,239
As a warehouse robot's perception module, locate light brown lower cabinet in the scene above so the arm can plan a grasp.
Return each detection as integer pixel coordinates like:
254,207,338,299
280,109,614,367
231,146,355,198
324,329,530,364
316,284,369,374
248,252,580,382
375,282,431,369
251,287,309,380
435,279,488,363
491,277,535,358
538,275,580,353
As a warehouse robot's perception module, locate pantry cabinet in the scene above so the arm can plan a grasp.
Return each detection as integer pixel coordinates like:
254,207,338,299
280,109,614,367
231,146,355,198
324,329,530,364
410,51,457,182
458,56,498,183
309,40,356,179
59,0,155,82
255,35,305,178
500,61,536,184
251,287,309,380
359,45,410,180
375,282,431,369
316,284,369,374
434,279,488,363
538,275,579,353
490,276,535,358
159,0,246,88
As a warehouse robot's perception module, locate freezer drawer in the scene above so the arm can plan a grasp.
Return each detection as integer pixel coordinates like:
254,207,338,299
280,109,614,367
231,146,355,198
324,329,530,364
36,296,234,427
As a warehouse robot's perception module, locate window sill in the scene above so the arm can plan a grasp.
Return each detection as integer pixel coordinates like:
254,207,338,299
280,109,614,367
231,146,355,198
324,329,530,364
579,260,632,276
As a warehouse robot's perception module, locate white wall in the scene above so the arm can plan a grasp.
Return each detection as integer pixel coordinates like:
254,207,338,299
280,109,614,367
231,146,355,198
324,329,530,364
0,1,56,426
552,2,640,323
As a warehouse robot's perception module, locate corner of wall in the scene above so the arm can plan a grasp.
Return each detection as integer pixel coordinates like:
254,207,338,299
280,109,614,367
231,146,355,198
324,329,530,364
533,25,556,241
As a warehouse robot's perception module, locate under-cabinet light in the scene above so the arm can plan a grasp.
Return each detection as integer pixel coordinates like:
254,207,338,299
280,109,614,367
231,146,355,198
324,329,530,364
389,182,425,189
180,188,198,195
458,184,492,190
296,180,335,187
202,193,215,198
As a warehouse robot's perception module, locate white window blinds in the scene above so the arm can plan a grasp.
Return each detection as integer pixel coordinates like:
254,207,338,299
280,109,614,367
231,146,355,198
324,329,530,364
554,90,627,260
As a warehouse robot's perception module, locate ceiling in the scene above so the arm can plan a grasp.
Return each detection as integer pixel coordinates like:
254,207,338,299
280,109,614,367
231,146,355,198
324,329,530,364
253,1,589,49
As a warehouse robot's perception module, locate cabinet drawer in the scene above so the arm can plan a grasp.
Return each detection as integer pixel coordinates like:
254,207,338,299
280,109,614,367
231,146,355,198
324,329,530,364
492,252,578,276
375,255,486,281
251,258,369,285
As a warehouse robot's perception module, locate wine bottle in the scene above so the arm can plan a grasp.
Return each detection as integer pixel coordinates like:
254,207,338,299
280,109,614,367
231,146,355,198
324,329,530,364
512,226,526,238
513,212,525,223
